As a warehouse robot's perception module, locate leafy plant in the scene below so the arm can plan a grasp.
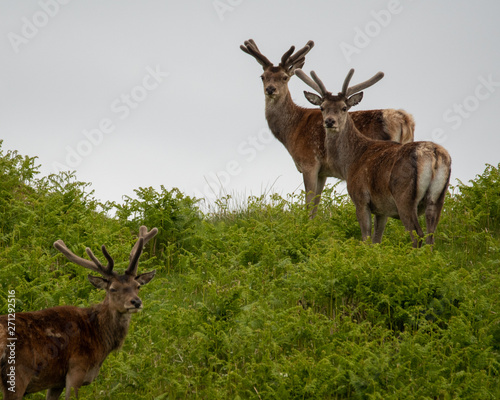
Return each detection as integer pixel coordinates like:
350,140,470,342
1,142,499,399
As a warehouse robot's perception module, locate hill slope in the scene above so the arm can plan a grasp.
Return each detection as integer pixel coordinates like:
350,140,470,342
1,142,499,399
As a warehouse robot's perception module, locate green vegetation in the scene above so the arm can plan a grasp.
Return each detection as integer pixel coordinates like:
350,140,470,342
1,140,499,399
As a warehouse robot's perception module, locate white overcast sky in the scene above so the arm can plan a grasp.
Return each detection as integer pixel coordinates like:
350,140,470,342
1,0,500,207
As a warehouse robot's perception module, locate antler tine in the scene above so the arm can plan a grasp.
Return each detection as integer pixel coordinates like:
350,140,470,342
85,246,115,276
240,39,272,68
246,39,260,52
346,71,385,97
126,226,158,275
287,40,315,65
311,71,329,97
54,240,103,274
240,42,253,55
341,69,355,96
129,226,158,258
85,247,103,268
295,69,323,95
279,45,295,67
101,245,115,275
282,40,315,70
126,238,144,276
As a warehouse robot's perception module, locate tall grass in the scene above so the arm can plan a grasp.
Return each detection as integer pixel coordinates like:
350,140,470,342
1,140,499,399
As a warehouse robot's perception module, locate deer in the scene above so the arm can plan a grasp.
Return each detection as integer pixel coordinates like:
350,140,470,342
240,39,415,218
0,226,158,399
295,68,451,247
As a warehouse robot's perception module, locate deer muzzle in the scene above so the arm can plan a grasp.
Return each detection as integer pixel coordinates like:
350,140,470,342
265,86,277,95
324,118,336,129
126,298,143,313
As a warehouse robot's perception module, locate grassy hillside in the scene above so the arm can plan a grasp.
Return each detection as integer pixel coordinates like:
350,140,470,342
1,141,500,399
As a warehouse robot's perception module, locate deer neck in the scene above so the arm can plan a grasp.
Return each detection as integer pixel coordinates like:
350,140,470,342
326,116,371,179
264,91,303,147
92,302,133,355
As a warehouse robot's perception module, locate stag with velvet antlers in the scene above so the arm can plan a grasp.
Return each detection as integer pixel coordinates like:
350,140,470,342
295,68,451,247
241,39,415,218
0,227,157,399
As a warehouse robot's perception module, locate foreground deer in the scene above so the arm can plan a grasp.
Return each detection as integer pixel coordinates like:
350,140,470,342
0,226,157,399
241,39,415,217
295,69,451,247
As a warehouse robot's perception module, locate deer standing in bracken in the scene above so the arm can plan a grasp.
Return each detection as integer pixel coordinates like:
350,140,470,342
295,68,451,247
241,39,415,218
0,226,157,399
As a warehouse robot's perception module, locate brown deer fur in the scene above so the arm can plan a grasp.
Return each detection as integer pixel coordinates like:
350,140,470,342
296,69,451,247
241,39,415,218
0,226,157,399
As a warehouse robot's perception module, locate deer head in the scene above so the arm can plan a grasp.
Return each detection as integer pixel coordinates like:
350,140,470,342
53,226,158,314
295,68,384,132
241,39,314,98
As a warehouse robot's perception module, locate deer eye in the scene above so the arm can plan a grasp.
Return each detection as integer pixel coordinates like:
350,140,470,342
260,75,264,81
320,106,324,111
342,106,348,112
110,288,118,293
282,76,288,81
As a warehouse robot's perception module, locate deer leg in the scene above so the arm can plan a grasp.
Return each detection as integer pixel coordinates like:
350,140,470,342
373,215,388,244
47,387,64,400
355,205,372,242
303,169,322,219
1,388,24,400
398,209,425,248
424,203,437,245
65,367,86,400
425,200,446,245
424,184,447,245
1,371,29,400
312,175,327,211
1,390,24,400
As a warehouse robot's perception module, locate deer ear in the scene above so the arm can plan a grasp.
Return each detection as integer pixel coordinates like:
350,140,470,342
347,92,363,107
304,91,322,106
88,275,108,290
135,270,156,286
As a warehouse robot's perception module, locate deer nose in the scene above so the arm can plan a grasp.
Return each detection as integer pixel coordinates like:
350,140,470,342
131,298,142,309
324,118,336,128
266,86,276,95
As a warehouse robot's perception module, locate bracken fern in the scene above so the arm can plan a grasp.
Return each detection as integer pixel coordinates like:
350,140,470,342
1,142,499,399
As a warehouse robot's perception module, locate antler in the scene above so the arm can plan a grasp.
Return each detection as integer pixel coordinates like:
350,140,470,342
240,39,272,68
54,226,157,277
241,39,314,72
295,69,329,97
54,240,115,277
341,69,355,97
342,69,385,97
297,68,385,99
126,226,158,276
280,40,314,71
